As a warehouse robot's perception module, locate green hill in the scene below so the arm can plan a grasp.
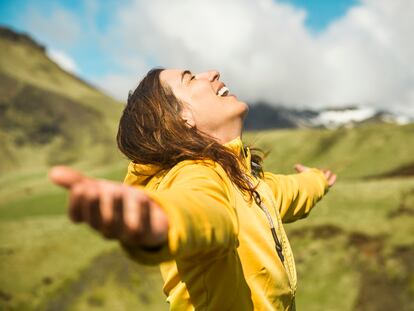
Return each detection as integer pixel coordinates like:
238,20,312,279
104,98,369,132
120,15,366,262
1,122,413,311
244,122,414,179
0,26,124,174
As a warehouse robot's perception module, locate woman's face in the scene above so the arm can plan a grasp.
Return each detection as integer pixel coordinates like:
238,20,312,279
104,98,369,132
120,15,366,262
159,69,249,144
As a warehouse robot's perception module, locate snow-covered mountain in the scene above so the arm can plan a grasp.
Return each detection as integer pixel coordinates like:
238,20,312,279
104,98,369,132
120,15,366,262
244,103,413,130
309,106,412,129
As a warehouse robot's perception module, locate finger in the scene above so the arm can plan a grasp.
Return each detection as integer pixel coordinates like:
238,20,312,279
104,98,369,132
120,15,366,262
121,189,141,245
81,186,101,230
294,163,309,173
122,189,152,246
68,183,86,223
328,174,337,187
122,189,141,233
147,200,169,246
324,170,333,180
111,194,124,239
49,166,88,189
99,182,122,239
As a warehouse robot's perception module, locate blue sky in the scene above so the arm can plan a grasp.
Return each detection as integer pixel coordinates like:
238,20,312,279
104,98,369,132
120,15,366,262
0,0,358,81
280,0,359,30
0,0,121,78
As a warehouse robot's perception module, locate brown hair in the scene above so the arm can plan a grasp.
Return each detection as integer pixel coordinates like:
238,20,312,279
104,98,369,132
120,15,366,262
116,68,264,200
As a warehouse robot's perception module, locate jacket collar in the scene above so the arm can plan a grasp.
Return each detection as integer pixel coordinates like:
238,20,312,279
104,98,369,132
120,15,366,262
224,136,252,173
125,136,252,187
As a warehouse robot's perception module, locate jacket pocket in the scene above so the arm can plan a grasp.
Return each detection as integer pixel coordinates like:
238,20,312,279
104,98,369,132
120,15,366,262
248,265,294,310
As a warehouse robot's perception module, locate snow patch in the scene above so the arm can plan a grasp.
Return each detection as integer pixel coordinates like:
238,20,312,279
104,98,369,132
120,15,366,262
313,107,376,128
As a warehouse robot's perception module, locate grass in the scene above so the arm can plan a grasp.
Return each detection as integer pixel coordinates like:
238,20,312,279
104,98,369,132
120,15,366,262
0,37,122,121
285,176,414,311
0,159,129,220
0,37,124,175
2,174,412,310
0,216,115,310
244,123,414,179
1,123,413,310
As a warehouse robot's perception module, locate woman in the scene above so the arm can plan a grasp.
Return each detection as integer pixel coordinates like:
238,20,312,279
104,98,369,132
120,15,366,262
50,68,336,310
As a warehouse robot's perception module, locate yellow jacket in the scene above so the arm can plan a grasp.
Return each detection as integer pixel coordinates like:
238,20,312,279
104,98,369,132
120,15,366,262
123,137,329,310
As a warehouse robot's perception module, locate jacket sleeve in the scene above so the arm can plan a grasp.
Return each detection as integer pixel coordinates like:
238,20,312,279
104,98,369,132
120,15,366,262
263,168,329,223
121,163,238,265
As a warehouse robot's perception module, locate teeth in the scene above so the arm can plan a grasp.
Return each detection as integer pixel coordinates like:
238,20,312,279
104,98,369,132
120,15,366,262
217,86,229,97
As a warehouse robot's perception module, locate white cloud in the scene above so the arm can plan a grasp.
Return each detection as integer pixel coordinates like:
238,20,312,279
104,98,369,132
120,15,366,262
96,57,151,100
317,0,414,115
25,7,81,47
97,73,141,101
47,49,79,74
95,0,414,116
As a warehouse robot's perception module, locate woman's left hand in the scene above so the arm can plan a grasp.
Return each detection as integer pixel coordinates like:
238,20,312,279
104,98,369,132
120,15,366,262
294,163,337,187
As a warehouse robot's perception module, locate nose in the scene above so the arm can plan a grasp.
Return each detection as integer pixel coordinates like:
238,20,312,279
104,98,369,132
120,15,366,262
195,70,220,82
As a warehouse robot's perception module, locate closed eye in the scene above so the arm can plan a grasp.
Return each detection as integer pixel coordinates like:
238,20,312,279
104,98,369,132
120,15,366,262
181,70,194,85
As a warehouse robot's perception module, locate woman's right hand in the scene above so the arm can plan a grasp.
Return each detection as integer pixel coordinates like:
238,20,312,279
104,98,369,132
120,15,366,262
294,163,337,187
48,166,168,248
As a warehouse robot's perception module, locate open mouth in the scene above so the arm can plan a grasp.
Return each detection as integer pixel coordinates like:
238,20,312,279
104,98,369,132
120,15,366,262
217,86,230,97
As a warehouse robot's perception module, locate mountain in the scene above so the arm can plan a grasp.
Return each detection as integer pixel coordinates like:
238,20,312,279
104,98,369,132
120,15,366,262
0,26,124,173
309,105,412,129
244,102,413,130
244,102,318,130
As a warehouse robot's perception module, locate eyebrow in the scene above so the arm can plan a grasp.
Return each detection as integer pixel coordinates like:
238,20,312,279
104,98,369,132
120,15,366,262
181,70,192,84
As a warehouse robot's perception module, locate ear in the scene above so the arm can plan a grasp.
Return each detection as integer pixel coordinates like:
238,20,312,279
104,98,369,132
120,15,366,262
180,107,196,128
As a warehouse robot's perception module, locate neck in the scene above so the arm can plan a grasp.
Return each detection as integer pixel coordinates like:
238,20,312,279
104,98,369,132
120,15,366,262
213,122,243,144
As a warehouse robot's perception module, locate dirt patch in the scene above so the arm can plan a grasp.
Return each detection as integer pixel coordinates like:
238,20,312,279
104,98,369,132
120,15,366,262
42,277,53,286
289,224,344,240
365,162,414,179
353,244,414,311
346,230,414,311
290,225,414,310
388,188,414,218
348,232,386,262
0,289,12,302
388,205,414,218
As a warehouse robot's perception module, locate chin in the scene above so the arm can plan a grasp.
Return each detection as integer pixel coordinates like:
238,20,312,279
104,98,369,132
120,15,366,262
238,100,249,119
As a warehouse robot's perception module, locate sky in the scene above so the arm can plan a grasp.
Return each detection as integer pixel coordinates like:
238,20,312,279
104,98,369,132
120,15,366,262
1,0,413,116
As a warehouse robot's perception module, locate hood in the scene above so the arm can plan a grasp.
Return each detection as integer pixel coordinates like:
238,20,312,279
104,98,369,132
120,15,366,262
124,161,164,187
123,136,251,187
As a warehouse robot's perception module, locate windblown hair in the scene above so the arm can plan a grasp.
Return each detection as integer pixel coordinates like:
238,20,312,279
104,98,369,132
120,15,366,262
116,68,264,200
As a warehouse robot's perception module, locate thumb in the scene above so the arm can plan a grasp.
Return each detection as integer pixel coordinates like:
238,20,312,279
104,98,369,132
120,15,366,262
48,166,88,189
294,163,309,173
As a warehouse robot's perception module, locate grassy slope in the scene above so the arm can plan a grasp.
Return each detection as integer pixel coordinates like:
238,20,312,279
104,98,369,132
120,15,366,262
1,124,413,310
288,177,414,311
244,123,414,179
0,36,124,174
0,31,154,310
0,37,121,123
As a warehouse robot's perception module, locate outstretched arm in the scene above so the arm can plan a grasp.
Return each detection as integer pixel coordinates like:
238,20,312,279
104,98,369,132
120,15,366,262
49,166,169,249
263,163,336,223
49,163,237,265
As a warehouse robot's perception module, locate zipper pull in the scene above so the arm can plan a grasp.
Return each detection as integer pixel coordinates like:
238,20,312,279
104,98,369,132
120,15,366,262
253,190,285,263
271,227,285,262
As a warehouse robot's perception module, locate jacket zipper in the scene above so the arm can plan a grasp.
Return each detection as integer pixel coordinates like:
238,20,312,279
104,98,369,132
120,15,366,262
252,190,285,263
253,189,297,299
248,155,296,299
